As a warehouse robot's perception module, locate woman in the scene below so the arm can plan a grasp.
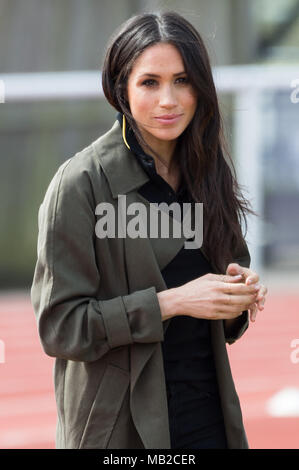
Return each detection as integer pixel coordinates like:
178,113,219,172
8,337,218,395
31,11,267,449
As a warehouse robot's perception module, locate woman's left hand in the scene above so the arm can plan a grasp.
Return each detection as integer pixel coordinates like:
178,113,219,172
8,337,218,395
226,263,268,322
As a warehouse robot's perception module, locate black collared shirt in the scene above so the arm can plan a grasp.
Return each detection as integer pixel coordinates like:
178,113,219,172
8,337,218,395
117,114,217,383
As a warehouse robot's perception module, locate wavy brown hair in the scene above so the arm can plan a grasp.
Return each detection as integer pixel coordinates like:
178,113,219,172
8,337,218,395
102,11,255,273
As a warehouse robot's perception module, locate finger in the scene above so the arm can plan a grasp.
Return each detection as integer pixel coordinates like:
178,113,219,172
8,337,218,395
249,302,258,322
222,293,258,309
226,263,242,276
256,284,267,300
257,299,265,311
242,266,259,281
255,284,268,309
226,263,250,277
212,274,242,283
217,273,243,283
245,273,259,285
227,264,260,287
222,282,260,296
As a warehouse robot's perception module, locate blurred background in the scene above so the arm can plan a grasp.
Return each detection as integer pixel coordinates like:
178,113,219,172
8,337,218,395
0,0,298,449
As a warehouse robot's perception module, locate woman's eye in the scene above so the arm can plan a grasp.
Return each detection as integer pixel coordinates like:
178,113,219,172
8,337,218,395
175,77,188,84
141,79,157,87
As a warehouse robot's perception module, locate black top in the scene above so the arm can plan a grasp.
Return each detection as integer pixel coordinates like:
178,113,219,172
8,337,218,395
117,114,218,383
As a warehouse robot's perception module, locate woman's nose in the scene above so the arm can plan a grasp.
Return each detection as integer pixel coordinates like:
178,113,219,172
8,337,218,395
159,85,177,108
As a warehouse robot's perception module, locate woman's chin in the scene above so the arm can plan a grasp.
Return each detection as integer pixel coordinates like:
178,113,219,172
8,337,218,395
148,129,183,142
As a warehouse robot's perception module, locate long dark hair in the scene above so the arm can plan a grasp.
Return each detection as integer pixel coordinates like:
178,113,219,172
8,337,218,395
102,11,255,273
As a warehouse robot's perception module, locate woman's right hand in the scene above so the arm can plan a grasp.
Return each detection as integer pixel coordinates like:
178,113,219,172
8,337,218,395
158,273,260,321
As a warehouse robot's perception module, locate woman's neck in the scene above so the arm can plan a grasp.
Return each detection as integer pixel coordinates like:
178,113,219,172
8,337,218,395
139,137,181,192
138,128,177,174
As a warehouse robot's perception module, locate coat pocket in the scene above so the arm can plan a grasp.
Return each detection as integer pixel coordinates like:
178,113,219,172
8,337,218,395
78,363,130,449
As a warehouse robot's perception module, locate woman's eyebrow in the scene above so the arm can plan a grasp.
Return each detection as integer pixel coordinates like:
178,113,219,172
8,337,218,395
138,71,186,78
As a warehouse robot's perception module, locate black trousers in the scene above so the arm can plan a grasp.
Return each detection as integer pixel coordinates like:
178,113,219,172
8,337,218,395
166,381,228,449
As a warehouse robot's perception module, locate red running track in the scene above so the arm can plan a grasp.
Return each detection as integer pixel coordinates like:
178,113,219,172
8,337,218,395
0,290,298,449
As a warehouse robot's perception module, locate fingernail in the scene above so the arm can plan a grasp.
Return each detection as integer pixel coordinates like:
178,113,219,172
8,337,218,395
247,278,254,285
233,274,242,279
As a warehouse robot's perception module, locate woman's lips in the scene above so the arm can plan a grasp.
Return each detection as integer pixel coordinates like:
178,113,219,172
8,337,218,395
154,114,183,124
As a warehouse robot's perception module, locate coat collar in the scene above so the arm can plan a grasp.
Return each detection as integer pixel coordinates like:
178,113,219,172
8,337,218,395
92,120,150,199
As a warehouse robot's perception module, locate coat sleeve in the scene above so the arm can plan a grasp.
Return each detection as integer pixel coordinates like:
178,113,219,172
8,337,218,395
223,238,251,345
30,159,164,363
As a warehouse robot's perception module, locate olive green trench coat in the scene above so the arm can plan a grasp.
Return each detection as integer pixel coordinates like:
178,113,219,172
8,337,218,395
31,119,251,449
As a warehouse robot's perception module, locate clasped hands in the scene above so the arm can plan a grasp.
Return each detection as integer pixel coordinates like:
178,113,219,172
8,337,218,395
158,262,268,323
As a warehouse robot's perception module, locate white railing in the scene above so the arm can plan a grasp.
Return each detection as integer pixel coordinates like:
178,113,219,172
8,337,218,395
1,65,299,273
1,65,298,101
0,71,102,102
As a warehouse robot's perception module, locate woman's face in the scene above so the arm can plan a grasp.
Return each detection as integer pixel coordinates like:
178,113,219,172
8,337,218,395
126,42,197,151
